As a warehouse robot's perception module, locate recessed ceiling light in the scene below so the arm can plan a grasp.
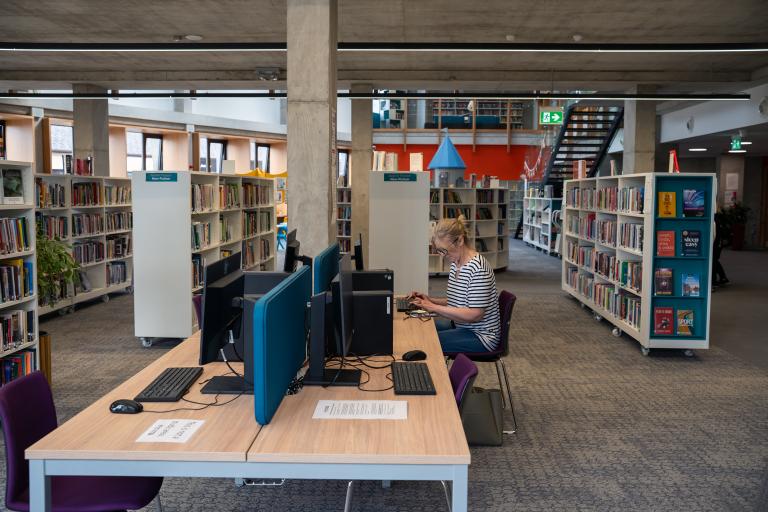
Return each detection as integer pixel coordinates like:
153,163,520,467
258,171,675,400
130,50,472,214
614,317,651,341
741,141,752,145
184,35,203,41
505,34,516,42
688,148,707,152
572,34,583,42
729,149,747,153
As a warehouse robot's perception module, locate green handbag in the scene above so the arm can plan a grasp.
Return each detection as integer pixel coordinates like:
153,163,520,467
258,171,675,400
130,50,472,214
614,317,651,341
459,387,504,446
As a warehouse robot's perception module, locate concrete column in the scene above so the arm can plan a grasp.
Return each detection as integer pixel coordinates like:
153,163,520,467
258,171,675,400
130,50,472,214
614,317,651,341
622,85,657,174
350,83,372,257
72,84,110,176
286,0,337,257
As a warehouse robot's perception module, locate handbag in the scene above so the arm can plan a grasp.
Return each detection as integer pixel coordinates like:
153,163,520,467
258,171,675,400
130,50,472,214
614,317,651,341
459,387,504,446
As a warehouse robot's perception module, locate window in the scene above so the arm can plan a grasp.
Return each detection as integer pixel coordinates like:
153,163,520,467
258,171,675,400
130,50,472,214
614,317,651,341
337,150,350,187
50,124,73,173
200,137,228,173
126,131,163,171
250,142,271,171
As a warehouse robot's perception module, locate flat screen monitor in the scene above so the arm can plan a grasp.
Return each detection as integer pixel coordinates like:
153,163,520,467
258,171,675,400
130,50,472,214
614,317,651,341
199,252,243,366
352,233,364,271
313,242,340,294
283,229,300,272
334,253,355,356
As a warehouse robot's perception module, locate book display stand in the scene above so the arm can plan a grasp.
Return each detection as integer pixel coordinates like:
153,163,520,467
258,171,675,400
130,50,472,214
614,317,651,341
561,173,715,356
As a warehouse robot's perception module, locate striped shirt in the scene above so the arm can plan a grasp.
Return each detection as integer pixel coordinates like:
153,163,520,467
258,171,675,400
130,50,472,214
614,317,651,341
447,253,500,351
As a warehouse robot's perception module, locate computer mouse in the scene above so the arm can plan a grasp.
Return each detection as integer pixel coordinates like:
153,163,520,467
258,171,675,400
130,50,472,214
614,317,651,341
402,350,427,362
109,399,143,414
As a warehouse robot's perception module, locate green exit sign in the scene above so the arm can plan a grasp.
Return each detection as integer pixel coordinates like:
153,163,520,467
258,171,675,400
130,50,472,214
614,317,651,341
540,109,564,125
730,137,742,151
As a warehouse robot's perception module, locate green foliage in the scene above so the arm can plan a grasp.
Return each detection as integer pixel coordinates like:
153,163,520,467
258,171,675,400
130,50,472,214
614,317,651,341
36,228,79,304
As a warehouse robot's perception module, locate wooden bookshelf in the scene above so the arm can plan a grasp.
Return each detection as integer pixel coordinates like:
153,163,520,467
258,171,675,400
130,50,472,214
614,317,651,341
0,161,39,386
132,171,276,346
562,173,715,356
35,174,133,316
429,186,509,274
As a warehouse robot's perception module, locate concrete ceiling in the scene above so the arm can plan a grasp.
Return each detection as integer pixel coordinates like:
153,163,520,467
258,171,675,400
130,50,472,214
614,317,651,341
677,123,768,156
0,0,767,92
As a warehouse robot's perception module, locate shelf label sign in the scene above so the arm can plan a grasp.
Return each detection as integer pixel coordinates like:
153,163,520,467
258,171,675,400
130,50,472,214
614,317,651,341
539,109,564,125
146,172,177,182
383,173,416,182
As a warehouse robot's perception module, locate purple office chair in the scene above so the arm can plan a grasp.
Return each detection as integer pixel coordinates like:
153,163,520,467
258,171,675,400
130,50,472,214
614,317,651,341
444,290,518,430
449,354,478,409
0,372,164,512
193,293,203,329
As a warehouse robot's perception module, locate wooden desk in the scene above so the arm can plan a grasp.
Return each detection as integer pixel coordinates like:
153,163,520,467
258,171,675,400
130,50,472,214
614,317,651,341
26,316,470,512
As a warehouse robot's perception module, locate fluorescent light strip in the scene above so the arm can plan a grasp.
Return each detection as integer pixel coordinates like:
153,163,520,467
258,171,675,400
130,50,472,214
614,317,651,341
0,91,750,101
688,148,708,152
729,149,747,153
0,41,766,54
741,141,752,145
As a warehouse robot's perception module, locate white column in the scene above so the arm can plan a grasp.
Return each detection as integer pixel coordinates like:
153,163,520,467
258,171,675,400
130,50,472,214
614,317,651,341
350,83,372,256
286,0,337,257
72,84,110,176
623,85,657,174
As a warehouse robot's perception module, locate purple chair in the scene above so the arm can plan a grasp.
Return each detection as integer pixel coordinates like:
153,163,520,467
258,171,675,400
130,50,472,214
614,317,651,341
448,354,478,409
0,372,163,512
193,293,203,329
444,290,518,430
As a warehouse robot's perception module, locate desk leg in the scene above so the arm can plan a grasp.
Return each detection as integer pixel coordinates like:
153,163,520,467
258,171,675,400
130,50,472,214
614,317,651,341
29,460,51,512
451,465,468,512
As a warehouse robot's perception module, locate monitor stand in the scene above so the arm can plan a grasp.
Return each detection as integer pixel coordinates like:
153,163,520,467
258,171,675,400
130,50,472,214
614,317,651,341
201,376,253,395
303,368,361,387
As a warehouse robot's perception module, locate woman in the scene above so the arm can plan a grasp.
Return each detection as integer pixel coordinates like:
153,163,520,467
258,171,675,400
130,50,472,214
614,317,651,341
410,215,500,353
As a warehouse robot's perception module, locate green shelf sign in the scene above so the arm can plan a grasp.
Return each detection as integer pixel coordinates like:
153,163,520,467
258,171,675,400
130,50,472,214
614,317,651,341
383,173,417,182
539,110,564,125
146,172,177,182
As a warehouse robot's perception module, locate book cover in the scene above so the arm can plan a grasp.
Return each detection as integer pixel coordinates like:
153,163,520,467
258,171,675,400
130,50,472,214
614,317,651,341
2,169,24,205
656,230,675,257
655,268,673,295
683,189,705,217
658,191,676,217
681,273,700,297
677,309,694,336
681,230,701,256
654,307,674,335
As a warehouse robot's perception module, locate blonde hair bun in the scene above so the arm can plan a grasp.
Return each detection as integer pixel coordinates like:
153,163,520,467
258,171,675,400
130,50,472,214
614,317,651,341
434,214,469,244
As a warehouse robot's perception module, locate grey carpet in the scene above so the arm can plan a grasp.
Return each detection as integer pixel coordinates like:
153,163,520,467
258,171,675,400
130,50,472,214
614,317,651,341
1,239,767,511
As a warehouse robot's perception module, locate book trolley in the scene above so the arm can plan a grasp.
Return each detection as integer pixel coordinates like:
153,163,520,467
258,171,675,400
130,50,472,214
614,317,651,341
561,173,715,356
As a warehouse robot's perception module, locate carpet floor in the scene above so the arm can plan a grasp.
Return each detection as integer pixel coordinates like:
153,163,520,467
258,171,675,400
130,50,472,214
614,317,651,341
1,239,767,511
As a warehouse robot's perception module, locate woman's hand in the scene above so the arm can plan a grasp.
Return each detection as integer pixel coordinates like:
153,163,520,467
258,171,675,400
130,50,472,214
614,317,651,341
410,296,437,312
407,291,429,302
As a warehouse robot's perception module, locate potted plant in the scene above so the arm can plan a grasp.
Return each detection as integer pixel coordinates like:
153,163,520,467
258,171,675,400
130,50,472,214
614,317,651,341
721,202,750,251
36,229,79,309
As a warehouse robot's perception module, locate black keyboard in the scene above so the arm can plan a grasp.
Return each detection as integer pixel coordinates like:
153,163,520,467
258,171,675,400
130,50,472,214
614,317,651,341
396,298,418,312
134,367,203,402
392,362,436,395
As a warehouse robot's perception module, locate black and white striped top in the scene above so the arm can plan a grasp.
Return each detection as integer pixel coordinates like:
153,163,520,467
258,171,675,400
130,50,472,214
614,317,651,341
447,253,500,351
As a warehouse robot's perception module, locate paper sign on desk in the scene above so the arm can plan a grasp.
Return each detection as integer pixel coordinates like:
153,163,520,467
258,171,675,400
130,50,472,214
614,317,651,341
136,419,205,443
313,400,408,420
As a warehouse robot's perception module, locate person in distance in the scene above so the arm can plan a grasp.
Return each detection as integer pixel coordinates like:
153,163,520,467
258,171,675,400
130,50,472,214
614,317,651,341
409,215,500,353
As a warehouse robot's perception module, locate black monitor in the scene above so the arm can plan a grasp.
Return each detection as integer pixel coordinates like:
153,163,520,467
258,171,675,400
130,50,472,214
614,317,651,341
304,253,360,386
352,233,364,271
199,252,243,366
283,229,300,272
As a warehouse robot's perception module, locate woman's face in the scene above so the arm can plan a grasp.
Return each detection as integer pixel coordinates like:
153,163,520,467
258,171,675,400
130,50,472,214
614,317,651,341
434,235,463,264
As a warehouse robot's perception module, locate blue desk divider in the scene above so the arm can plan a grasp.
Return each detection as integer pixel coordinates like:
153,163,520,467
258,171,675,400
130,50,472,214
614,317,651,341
252,265,311,425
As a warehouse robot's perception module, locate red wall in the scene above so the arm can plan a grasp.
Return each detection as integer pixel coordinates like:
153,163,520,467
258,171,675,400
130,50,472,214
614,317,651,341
373,144,535,180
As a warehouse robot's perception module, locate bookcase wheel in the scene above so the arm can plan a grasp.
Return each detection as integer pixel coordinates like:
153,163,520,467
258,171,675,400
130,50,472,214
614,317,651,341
640,347,650,357
683,349,694,357
140,337,153,348
612,327,622,337
58,308,67,317
68,307,75,315
126,286,134,294
580,303,587,309
594,314,602,322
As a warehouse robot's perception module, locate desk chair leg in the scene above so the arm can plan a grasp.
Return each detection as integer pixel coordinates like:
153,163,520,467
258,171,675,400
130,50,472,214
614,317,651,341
155,494,164,512
499,359,518,432
494,361,507,409
441,480,452,512
344,481,355,512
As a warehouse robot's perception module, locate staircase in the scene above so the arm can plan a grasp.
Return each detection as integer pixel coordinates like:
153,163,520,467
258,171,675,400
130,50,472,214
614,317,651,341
542,104,623,195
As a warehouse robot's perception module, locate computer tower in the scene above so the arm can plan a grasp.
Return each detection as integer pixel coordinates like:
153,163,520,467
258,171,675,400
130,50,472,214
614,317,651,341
352,269,394,293
350,290,393,355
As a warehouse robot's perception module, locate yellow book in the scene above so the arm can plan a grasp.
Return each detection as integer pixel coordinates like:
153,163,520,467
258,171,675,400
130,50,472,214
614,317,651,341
658,191,676,217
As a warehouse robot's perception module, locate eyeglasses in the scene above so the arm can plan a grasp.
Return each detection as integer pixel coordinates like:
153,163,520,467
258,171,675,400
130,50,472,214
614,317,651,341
432,238,458,256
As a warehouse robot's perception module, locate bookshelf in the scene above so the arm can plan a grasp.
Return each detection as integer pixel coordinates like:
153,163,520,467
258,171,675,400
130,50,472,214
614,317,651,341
508,179,524,231
561,173,715,356
336,186,352,254
432,100,526,129
35,174,133,316
523,186,562,255
0,161,39,386
133,171,276,345
429,186,509,274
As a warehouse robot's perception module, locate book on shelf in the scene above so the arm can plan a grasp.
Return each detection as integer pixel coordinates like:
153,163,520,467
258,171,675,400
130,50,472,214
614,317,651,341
654,268,673,295
681,273,700,297
409,152,423,172
1,349,36,385
654,307,674,335
658,192,676,217
0,258,34,303
656,230,675,257
72,182,102,206
2,169,24,205
0,120,5,160
106,261,128,285
676,309,694,336
76,269,92,292
680,230,701,256
0,217,30,254
192,254,204,288
683,189,705,217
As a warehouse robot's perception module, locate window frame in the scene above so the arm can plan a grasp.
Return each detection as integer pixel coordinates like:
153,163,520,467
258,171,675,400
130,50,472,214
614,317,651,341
251,142,271,172
142,133,164,171
206,138,228,174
